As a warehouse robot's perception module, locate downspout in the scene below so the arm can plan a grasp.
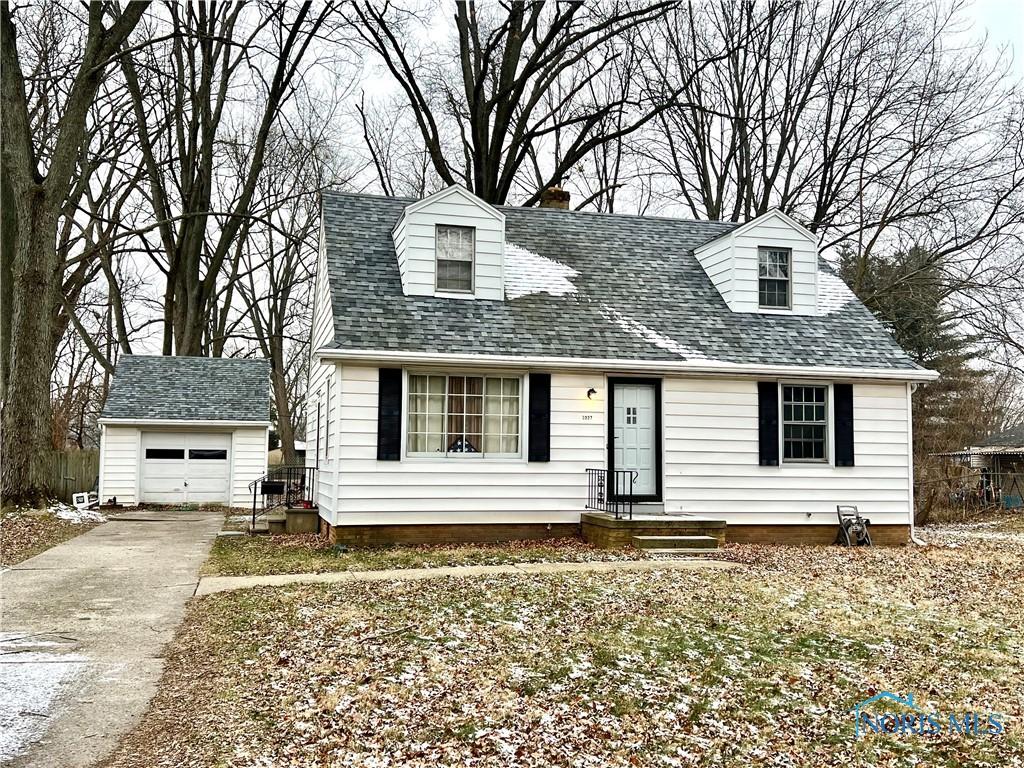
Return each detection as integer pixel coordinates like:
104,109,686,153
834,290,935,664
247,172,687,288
907,382,927,546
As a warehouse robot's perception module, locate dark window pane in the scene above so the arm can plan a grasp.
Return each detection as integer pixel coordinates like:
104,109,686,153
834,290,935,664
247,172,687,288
189,449,227,460
146,448,184,460
782,385,827,461
759,278,789,307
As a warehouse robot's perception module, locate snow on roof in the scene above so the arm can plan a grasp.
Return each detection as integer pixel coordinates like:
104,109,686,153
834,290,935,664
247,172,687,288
600,305,713,361
503,242,579,301
816,268,858,315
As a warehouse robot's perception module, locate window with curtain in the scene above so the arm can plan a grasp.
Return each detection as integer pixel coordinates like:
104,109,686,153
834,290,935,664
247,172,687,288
758,247,791,308
407,374,521,456
435,225,475,292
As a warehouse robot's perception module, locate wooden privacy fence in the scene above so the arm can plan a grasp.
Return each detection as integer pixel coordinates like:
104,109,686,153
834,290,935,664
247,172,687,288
32,450,100,503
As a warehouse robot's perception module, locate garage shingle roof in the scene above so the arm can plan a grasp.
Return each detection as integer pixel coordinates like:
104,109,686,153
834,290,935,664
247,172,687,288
101,356,270,422
321,191,923,372
979,423,1024,448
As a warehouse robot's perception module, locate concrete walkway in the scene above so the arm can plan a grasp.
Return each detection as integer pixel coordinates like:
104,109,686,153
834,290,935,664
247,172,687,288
0,509,223,768
196,556,737,596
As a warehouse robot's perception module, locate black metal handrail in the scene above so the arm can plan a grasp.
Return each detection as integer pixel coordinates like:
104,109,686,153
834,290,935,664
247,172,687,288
585,468,638,520
249,465,317,531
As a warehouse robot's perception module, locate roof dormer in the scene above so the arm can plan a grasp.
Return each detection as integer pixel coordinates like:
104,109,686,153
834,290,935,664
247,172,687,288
392,186,505,300
693,209,820,315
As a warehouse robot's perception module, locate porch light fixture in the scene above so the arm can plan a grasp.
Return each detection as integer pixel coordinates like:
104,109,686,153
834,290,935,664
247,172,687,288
587,387,597,399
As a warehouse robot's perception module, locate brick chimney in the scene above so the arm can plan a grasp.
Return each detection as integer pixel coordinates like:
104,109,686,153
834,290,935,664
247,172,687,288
539,185,570,210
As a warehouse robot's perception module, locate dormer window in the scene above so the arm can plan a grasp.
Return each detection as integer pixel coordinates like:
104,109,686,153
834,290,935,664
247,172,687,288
435,225,475,293
393,186,504,300
758,247,791,309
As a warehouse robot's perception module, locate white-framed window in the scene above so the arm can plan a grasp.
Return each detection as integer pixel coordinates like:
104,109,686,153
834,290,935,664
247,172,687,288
317,385,326,461
325,378,333,459
758,247,791,308
435,225,475,293
407,373,521,457
782,384,828,462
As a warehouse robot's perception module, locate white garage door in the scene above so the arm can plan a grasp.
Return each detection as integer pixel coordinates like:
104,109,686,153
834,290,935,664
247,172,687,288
141,432,231,504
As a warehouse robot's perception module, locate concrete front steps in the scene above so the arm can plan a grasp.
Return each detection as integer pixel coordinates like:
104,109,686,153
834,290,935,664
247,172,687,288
582,512,726,549
248,507,319,535
632,534,720,555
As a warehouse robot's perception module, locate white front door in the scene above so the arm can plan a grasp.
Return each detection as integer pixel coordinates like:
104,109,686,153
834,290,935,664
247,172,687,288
612,382,658,497
141,432,231,504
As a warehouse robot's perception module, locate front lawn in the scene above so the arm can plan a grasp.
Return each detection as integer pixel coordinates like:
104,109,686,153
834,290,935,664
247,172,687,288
202,534,650,576
0,505,103,566
107,520,1023,767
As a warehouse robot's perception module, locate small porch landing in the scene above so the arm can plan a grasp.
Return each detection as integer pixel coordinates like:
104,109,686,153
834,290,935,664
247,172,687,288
581,512,727,550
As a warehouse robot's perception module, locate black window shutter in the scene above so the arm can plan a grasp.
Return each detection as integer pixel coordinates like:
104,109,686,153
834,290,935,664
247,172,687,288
758,382,779,466
834,383,855,467
528,373,551,462
376,368,402,461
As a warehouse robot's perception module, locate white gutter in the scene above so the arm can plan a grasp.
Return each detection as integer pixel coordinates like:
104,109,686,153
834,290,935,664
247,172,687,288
907,382,928,546
98,418,272,427
314,348,940,383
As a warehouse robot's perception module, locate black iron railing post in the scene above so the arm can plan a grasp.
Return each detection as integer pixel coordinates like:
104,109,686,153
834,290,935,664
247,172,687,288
586,468,636,519
622,468,630,524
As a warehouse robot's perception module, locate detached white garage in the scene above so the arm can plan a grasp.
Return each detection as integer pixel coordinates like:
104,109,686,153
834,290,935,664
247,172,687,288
98,355,271,507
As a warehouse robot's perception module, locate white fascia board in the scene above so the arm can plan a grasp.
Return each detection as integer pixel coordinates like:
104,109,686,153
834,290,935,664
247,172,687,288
399,185,505,223
97,418,273,427
732,208,818,244
314,347,940,382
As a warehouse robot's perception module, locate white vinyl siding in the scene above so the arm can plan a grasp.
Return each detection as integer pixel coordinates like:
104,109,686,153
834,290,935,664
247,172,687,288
662,378,911,525
99,425,141,505
692,236,733,305
230,427,269,507
325,365,603,527
318,365,912,530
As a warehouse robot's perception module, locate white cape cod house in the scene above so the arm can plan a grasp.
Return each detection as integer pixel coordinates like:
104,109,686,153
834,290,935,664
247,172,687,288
306,185,937,546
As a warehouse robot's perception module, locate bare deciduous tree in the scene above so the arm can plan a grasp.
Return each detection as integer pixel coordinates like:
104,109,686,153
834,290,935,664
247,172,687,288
119,1,340,357
1,0,149,503
350,0,725,205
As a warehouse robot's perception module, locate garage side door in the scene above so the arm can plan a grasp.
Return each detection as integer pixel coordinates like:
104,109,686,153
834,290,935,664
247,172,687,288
140,432,230,504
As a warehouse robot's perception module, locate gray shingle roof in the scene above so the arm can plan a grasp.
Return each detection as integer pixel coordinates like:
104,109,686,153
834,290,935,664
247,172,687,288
979,423,1024,448
321,191,923,372
101,355,270,422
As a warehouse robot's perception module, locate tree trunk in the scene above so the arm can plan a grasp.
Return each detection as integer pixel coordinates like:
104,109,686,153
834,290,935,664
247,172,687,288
0,171,15,403
1,187,61,505
270,345,297,465
1,1,150,503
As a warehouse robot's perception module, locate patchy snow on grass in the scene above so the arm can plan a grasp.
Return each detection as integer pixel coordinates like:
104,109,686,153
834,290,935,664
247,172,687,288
816,269,858,315
601,305,711,360
503,242,579,300
0,646,87,762
49,502,106,525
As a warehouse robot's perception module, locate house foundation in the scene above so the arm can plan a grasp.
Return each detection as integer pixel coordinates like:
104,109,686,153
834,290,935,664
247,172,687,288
581,512,727,548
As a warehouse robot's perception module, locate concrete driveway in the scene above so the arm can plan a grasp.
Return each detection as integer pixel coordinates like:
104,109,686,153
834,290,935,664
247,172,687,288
0,508,223,767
